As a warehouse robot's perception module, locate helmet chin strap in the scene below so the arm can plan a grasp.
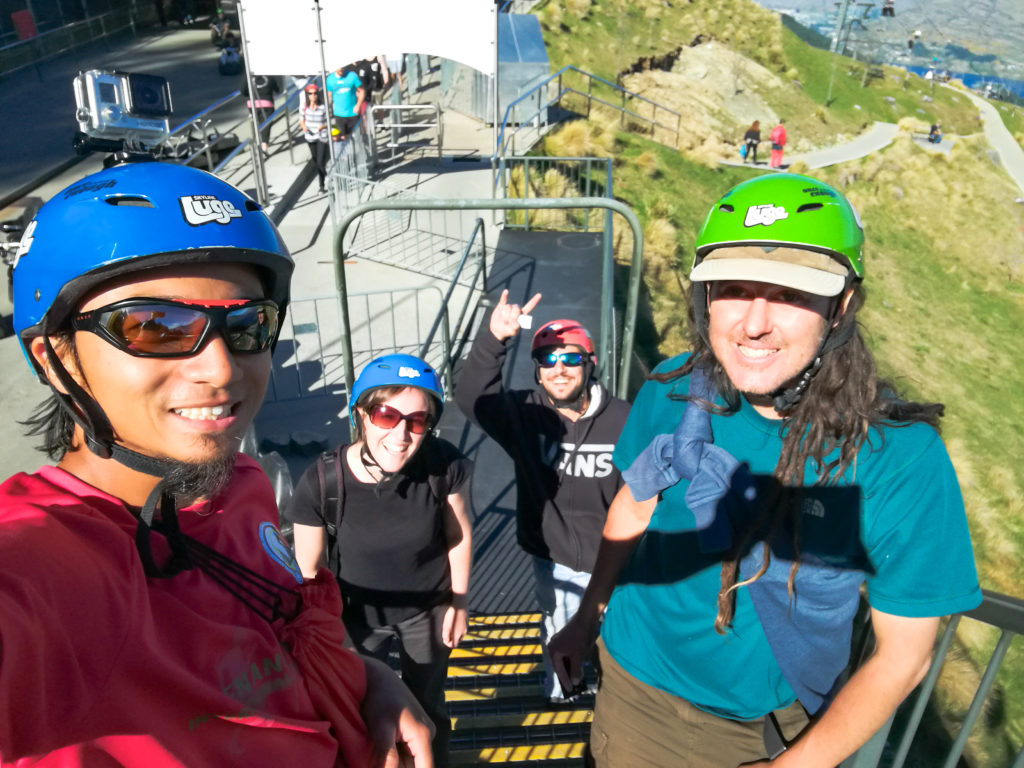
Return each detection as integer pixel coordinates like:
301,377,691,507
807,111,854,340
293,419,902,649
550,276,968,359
769,295,856,415
43,335,192,577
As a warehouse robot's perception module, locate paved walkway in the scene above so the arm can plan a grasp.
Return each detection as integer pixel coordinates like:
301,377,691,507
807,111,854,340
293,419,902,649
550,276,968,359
720,121,900,171
957,86,1024,196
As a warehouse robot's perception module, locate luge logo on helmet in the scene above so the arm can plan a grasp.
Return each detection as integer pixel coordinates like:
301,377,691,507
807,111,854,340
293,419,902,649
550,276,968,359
179,195,243,226
744,204,789,227
11,219,36,271
398,366,421,379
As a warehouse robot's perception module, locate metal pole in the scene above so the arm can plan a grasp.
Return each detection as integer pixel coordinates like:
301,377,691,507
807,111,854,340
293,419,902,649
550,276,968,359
492,4,499,153
831,0,851,53
334,198,645,400
599,190,614,390
312,0,337,228
236,1,269,206
283,94,295,166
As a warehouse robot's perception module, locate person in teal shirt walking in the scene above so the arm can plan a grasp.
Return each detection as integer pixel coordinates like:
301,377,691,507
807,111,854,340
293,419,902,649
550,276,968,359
550,173,981,768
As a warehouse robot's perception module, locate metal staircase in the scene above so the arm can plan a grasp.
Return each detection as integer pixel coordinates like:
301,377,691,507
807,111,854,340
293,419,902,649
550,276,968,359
447,613,593,767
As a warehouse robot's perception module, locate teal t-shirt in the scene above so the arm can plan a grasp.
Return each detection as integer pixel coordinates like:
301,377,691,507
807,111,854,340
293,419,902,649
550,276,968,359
601,354,981,719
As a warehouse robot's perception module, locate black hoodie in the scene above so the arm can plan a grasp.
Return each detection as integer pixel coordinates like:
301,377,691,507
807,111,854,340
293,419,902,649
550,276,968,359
455,329,629,572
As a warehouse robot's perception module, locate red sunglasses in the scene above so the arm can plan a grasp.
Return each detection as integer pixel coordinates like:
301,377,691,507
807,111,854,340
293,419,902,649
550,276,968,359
366,403,434,435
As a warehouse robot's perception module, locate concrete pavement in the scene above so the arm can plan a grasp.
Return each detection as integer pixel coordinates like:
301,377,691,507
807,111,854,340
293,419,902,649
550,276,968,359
957,86,1024,196
720,121,900,171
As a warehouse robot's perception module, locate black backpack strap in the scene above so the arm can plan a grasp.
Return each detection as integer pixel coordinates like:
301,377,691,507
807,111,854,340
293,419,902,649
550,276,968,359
424,437,450,511
316,446,346,576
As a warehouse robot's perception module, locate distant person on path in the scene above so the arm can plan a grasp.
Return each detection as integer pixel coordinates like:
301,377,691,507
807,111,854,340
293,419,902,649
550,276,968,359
241,74,281,154
327,64,365,143
455,292,630,702
743,120,761,164
287,354,473,767
550,173,981,767
300,82,330,193
929,122,942,144
769,118,787,168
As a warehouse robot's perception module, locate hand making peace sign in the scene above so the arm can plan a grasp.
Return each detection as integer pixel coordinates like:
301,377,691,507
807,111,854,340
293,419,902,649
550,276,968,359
488,289,543,342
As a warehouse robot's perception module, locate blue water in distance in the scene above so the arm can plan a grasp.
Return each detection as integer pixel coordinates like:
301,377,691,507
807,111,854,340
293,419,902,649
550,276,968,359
901,64,1024,99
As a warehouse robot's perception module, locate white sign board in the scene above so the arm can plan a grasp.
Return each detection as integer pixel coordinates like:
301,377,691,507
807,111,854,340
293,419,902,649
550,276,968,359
238,0,496,77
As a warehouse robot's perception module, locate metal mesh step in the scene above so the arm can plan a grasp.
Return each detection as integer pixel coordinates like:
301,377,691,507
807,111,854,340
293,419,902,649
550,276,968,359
447,612,590,767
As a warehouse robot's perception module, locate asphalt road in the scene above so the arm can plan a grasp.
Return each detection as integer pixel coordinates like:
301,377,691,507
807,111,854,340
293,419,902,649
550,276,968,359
0,18,251,202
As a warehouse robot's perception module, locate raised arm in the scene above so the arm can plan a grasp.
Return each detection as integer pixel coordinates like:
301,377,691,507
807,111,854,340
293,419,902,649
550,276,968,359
453,289,541,435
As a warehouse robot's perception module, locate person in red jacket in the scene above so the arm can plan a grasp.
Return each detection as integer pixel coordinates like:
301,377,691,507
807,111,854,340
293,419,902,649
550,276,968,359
769,119,787,169
2,161,433,767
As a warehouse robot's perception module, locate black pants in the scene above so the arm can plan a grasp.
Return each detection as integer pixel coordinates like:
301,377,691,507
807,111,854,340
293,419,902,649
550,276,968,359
745,140,758,163
306,140,329,188
346,603,452,767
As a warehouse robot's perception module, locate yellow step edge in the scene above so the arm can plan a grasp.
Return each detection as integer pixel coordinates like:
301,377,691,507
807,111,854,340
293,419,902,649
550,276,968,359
451,644,543,659
469,613,543,626
448,662,541,677
464,627,541,641
450,742,587,764
451,709,593,731
445,684,544,702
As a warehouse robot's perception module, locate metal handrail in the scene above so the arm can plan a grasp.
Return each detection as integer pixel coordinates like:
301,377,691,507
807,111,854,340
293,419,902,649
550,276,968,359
168,90,242,137
334,197,644,402
842,589,1024,768
418,217,489,393
370,103,444,161
0,7,139,74
495,64,682,157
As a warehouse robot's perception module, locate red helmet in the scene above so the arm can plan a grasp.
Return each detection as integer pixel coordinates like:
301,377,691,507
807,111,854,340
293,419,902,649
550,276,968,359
304,82,319,93
531,319,595,360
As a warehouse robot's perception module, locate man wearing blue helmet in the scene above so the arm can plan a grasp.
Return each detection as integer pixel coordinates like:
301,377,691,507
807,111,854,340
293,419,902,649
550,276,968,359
286,354,473,767
1,161,434,767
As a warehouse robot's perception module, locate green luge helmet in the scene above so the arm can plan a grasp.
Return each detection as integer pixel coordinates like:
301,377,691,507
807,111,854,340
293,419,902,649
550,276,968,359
693,173,865,279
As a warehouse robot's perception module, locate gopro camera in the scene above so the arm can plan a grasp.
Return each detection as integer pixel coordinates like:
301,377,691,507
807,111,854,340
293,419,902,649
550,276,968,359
73,70,173,153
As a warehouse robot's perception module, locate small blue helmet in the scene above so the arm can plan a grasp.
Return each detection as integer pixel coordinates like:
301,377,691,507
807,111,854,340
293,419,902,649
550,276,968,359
12,160,293,377
349,354,444,427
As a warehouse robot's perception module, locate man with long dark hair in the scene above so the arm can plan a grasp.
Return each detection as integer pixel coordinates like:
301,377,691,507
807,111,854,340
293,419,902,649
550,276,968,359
551,173,981,767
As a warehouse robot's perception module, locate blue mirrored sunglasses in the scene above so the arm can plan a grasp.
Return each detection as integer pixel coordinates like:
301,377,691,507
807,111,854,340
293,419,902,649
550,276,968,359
535,351,586,368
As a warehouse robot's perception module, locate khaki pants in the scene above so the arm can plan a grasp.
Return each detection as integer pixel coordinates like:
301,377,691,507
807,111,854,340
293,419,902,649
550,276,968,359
591,639,809,768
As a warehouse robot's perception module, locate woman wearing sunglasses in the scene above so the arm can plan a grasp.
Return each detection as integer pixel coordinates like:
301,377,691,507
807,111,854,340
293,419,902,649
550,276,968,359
287,353,473,767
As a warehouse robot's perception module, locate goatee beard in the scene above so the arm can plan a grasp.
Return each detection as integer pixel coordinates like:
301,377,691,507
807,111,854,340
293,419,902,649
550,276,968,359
162,453,238,505
547,382,588,411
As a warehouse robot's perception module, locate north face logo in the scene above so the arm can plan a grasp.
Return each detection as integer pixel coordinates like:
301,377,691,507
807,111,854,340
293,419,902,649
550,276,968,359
179,195,242,226
744,204,789,227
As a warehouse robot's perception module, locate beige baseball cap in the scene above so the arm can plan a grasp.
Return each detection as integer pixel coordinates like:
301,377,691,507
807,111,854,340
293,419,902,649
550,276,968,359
689,245,849,297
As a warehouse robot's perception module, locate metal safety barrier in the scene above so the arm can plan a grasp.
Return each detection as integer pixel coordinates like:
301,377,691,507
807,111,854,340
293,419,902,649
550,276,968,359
371,103,444,164
333,197,645,402
842,589,1024,768
495,65,682,158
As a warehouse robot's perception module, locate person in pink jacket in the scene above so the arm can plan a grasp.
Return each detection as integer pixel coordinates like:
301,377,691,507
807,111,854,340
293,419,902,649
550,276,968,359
770,119,787,169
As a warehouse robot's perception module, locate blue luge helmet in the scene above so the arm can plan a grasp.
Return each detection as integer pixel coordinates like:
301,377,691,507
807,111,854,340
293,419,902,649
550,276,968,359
13,160,293,377
349,354,445,427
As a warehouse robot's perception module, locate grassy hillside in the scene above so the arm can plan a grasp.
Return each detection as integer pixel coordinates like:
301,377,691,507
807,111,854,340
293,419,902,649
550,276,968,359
535,0,979,157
